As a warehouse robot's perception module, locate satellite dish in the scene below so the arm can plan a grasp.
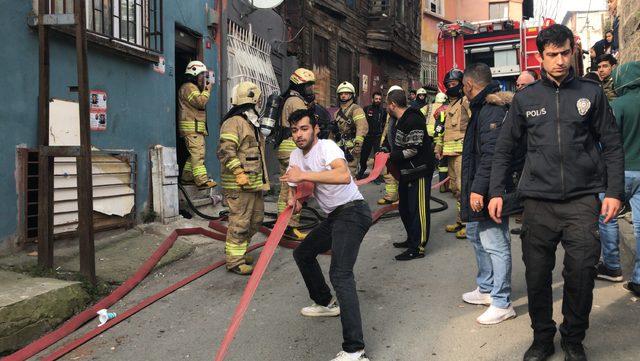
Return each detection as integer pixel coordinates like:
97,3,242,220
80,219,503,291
250,0,284,9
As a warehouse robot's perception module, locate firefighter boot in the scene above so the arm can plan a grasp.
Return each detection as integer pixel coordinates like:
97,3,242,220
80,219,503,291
455,227,467,239
445,222,464,233
228,264,254,275
285,226,308,240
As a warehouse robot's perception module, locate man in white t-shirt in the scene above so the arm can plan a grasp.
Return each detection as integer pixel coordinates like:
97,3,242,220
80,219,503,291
281,108,372,361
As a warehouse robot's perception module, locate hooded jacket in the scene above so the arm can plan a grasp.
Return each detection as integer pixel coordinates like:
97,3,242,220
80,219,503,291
490,67,624,201
461,82,514,222
611,61,640,171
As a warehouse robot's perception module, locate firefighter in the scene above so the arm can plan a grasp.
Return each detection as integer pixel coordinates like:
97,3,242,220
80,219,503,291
377,85,403,205
412,87,428,109
217,82,269,275
421,92,448,139
438,68,471,239
277,68,316,240
334,81,368,176
178,61,216,188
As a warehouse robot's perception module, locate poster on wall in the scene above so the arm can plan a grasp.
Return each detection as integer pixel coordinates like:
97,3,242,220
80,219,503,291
90,90,107,131
153,56,166,74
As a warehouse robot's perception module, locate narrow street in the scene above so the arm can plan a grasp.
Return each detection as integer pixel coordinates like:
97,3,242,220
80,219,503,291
42,184,640,361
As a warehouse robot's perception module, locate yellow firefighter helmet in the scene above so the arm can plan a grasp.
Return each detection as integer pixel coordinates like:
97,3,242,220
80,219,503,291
290,68,316,85
231,82,262,106
185,61,207,76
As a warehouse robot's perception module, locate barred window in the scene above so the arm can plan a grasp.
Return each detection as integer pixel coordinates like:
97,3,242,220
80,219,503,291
48,0,163,53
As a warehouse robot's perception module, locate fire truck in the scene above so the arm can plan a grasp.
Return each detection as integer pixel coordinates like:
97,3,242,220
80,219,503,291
436,18,557,92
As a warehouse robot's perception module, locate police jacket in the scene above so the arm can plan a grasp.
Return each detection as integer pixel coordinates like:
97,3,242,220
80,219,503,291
217,107,269,192
490,67,624,201
363,104,386,136
385,107,435,182
460,82,514,222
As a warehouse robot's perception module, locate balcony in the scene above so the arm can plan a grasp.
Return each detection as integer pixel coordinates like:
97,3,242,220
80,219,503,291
367,0,420,64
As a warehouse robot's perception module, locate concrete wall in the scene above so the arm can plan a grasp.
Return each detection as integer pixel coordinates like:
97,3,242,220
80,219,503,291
618,0,640,64
456,0,522,22
0,0,221,250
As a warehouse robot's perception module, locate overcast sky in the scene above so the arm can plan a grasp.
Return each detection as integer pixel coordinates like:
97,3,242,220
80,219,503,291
535,0,608,23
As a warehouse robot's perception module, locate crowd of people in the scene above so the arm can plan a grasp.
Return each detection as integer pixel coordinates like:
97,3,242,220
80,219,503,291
178,12,639,360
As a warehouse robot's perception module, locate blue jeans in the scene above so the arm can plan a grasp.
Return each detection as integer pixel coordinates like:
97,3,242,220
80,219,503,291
598,171,640,283
466,219,512,308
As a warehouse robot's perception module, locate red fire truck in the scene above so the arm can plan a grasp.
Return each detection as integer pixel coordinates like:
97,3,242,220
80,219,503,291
436,18,557,92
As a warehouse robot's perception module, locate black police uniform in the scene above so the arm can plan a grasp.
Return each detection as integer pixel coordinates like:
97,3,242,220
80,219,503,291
489,67,624,344
358,104,386,178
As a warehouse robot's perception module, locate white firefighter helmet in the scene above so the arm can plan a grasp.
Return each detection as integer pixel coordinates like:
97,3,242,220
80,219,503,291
336,81,356,94
435,92,448,103
416,88,427,95
290,68,316,85
387,85,404,95
185,61,207,76
231,81,262,106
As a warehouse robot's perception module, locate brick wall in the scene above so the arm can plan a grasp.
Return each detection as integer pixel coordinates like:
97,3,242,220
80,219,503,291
618,0,640,64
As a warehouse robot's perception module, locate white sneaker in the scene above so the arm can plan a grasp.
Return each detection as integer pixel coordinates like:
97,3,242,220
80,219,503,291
462,287,492,305
301,297,340,317
476,305,516,325
330,350,370,361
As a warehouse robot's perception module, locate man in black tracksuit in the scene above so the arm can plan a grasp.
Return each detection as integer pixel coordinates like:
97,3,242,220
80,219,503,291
384,88,436,260
488,25,624,361
358,92,386,179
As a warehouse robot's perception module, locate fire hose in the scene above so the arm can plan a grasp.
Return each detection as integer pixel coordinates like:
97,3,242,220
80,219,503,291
3,153,450,361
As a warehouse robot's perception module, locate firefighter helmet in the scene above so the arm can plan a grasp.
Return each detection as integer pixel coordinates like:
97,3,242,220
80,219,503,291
444,68,464,84
435,92,448,103
290,68,316,85
387,85,404,95
416,88,427,95
336,81,356,94
185,61,207,76
231,81,262,106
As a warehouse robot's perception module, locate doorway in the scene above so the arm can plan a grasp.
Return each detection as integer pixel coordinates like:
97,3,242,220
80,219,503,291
174,25,203,178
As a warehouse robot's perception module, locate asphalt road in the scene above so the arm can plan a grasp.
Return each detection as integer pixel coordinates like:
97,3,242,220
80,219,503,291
42,183,640,361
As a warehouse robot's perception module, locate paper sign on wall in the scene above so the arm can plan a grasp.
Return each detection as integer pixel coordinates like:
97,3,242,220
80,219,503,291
154,56,166,74
90,90,107,131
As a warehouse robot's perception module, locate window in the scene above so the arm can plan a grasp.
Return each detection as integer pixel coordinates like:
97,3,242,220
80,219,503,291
396,0,405,20
428,0,444,17
420,51,438,88
48,0,163,53
337,47,354,90
345,0,356,9
312,35,331,107
489,2,509,20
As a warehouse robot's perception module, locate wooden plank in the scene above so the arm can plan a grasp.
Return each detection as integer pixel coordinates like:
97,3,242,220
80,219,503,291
74,0,96,285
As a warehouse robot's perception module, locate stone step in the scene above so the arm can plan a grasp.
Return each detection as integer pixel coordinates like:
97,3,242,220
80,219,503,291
0,271,90,354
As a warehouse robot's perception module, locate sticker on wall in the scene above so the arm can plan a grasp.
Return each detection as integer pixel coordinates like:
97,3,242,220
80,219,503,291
90,90,107,131
362,75,369,94
154,56,166,74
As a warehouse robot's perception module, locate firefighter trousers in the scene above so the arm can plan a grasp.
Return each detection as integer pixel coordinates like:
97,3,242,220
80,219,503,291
182,133,209,186
277,155,301,228
224,190,264,269
448,155,462,224
382,169,398,202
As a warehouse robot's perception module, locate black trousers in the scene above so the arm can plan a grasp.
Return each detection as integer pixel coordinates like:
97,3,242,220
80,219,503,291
293,200,372,352
357,135,381,178
521,195,601,344
398,176,432,253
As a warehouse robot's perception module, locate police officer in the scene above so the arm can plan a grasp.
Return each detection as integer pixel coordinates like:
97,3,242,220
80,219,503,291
440,68,472,239
277,68,316,240
334,81,369,176
488,24,624,361
178,61,216,188
217,82,270,275
358,91,386,179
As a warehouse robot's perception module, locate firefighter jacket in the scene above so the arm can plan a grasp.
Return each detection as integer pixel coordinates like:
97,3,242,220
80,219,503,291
421,102,446,140
333,100,368,149
441,96,471,156
178,82,210,136
278,91,310,155
490,67,625,202
217,113,269,192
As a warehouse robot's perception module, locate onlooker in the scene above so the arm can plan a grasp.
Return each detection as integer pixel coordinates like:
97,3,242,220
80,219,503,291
595,54,618,101
608,0,619,55
358,91,386,179
597,61,640,296
592,30,614,60
408,89,417,103
516,70,539,91
459,63,516,325
384,88,436,260
488,24,624,361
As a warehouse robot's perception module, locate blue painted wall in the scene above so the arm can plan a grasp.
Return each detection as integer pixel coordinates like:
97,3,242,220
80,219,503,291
0,0,221,249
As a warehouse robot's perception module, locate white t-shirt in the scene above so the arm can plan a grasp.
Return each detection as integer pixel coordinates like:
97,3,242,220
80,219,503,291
288,139,364,214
